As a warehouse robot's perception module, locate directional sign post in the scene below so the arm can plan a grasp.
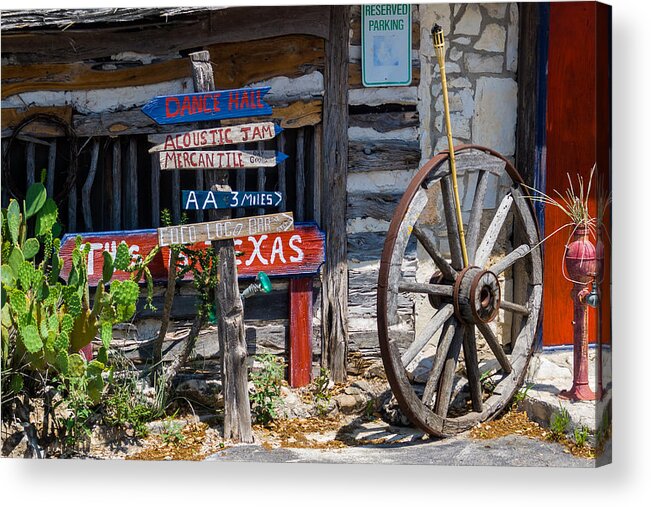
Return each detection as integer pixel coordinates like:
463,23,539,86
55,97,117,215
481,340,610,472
148,122,282,152
159,150,287,170
157,212,294,247
141,86,273,125
182,190,283,210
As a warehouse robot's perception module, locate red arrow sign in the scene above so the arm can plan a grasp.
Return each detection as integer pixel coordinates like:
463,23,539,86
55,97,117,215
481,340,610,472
58,223,325,286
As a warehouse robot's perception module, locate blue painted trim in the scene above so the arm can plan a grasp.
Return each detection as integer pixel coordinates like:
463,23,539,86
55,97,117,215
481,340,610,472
533,2,550,352
541,343,612,353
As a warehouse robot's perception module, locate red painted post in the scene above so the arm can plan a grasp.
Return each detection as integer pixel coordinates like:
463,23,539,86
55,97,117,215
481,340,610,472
289,277,313,387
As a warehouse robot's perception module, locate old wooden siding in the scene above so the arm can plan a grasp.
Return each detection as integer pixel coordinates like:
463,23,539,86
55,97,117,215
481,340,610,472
0,8,328,362
346,5,422,356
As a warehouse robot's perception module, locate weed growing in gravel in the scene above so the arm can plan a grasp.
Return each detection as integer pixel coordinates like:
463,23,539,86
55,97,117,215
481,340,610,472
548,404,571,441
573,425,590,447
312,367,331,416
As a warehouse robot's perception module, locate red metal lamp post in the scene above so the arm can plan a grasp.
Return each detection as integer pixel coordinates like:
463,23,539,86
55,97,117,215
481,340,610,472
559,224,599,401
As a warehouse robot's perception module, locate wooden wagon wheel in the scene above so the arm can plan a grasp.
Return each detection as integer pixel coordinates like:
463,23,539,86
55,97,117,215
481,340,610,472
377,144,542,437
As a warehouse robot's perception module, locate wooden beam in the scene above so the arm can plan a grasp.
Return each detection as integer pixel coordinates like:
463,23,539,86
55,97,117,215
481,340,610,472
208,35,325,89
1,59,192,100
1,6,331,64
82,139,100,231
320,5,351,383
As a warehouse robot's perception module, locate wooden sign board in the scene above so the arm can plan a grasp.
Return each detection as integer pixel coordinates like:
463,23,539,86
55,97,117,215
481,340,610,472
159,150,287,170
157,212,294,247
58,223,325,285
142,86,272,125
183,190,283,210
148,122,282,152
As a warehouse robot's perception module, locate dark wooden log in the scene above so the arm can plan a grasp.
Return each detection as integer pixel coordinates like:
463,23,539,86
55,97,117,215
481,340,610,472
320,5,351,382
111,138,121,230
347,192,402,221
68,183,77,232
256,141,266,216
25,142,35,187
348,139,420,173
295,128,305,221
46,140,56,197
312,123,322,224
235,143,247,218
277,133,287,213
515,2,541,187
125,137,138,229
82,138,100,231
150,152,160,227
349,111,419,133
190,49,252,442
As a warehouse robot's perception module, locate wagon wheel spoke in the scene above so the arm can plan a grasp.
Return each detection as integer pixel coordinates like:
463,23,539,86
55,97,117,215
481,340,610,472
474,192,514,268
386,188,429,326
398,282,453,297
462,324,483,412
490,244,530,275
434,323,465,417
422,318,456,407
476,321,512,374
440,175,464,269
465,170,490,264
412,224,457,281
402,304,454,367
500,300,530,316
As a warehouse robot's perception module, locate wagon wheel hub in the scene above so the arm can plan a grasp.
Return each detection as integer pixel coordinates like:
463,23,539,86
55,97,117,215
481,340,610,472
452,266,501,324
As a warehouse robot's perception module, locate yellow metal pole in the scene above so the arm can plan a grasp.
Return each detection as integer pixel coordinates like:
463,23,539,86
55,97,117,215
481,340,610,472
432,24,469,268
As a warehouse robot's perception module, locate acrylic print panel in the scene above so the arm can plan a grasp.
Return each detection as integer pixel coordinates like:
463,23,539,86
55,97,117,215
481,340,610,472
0,2,610,468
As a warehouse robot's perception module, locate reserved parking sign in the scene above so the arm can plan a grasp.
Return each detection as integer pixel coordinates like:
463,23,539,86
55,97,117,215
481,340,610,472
361,4,412,87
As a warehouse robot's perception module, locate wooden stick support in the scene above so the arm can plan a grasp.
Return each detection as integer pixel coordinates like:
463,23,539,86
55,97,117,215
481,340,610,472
189,50,253,443
289,277,313,387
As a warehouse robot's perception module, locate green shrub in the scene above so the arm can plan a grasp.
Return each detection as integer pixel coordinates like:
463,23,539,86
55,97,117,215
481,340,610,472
250,354,285,425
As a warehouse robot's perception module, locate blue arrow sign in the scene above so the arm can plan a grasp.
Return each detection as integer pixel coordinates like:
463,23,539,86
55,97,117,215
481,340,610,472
182,190,284,210
142,86,273,125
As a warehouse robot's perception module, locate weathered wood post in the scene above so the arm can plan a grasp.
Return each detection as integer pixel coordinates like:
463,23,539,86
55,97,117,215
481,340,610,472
189,50,253,442
321,5,351,382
